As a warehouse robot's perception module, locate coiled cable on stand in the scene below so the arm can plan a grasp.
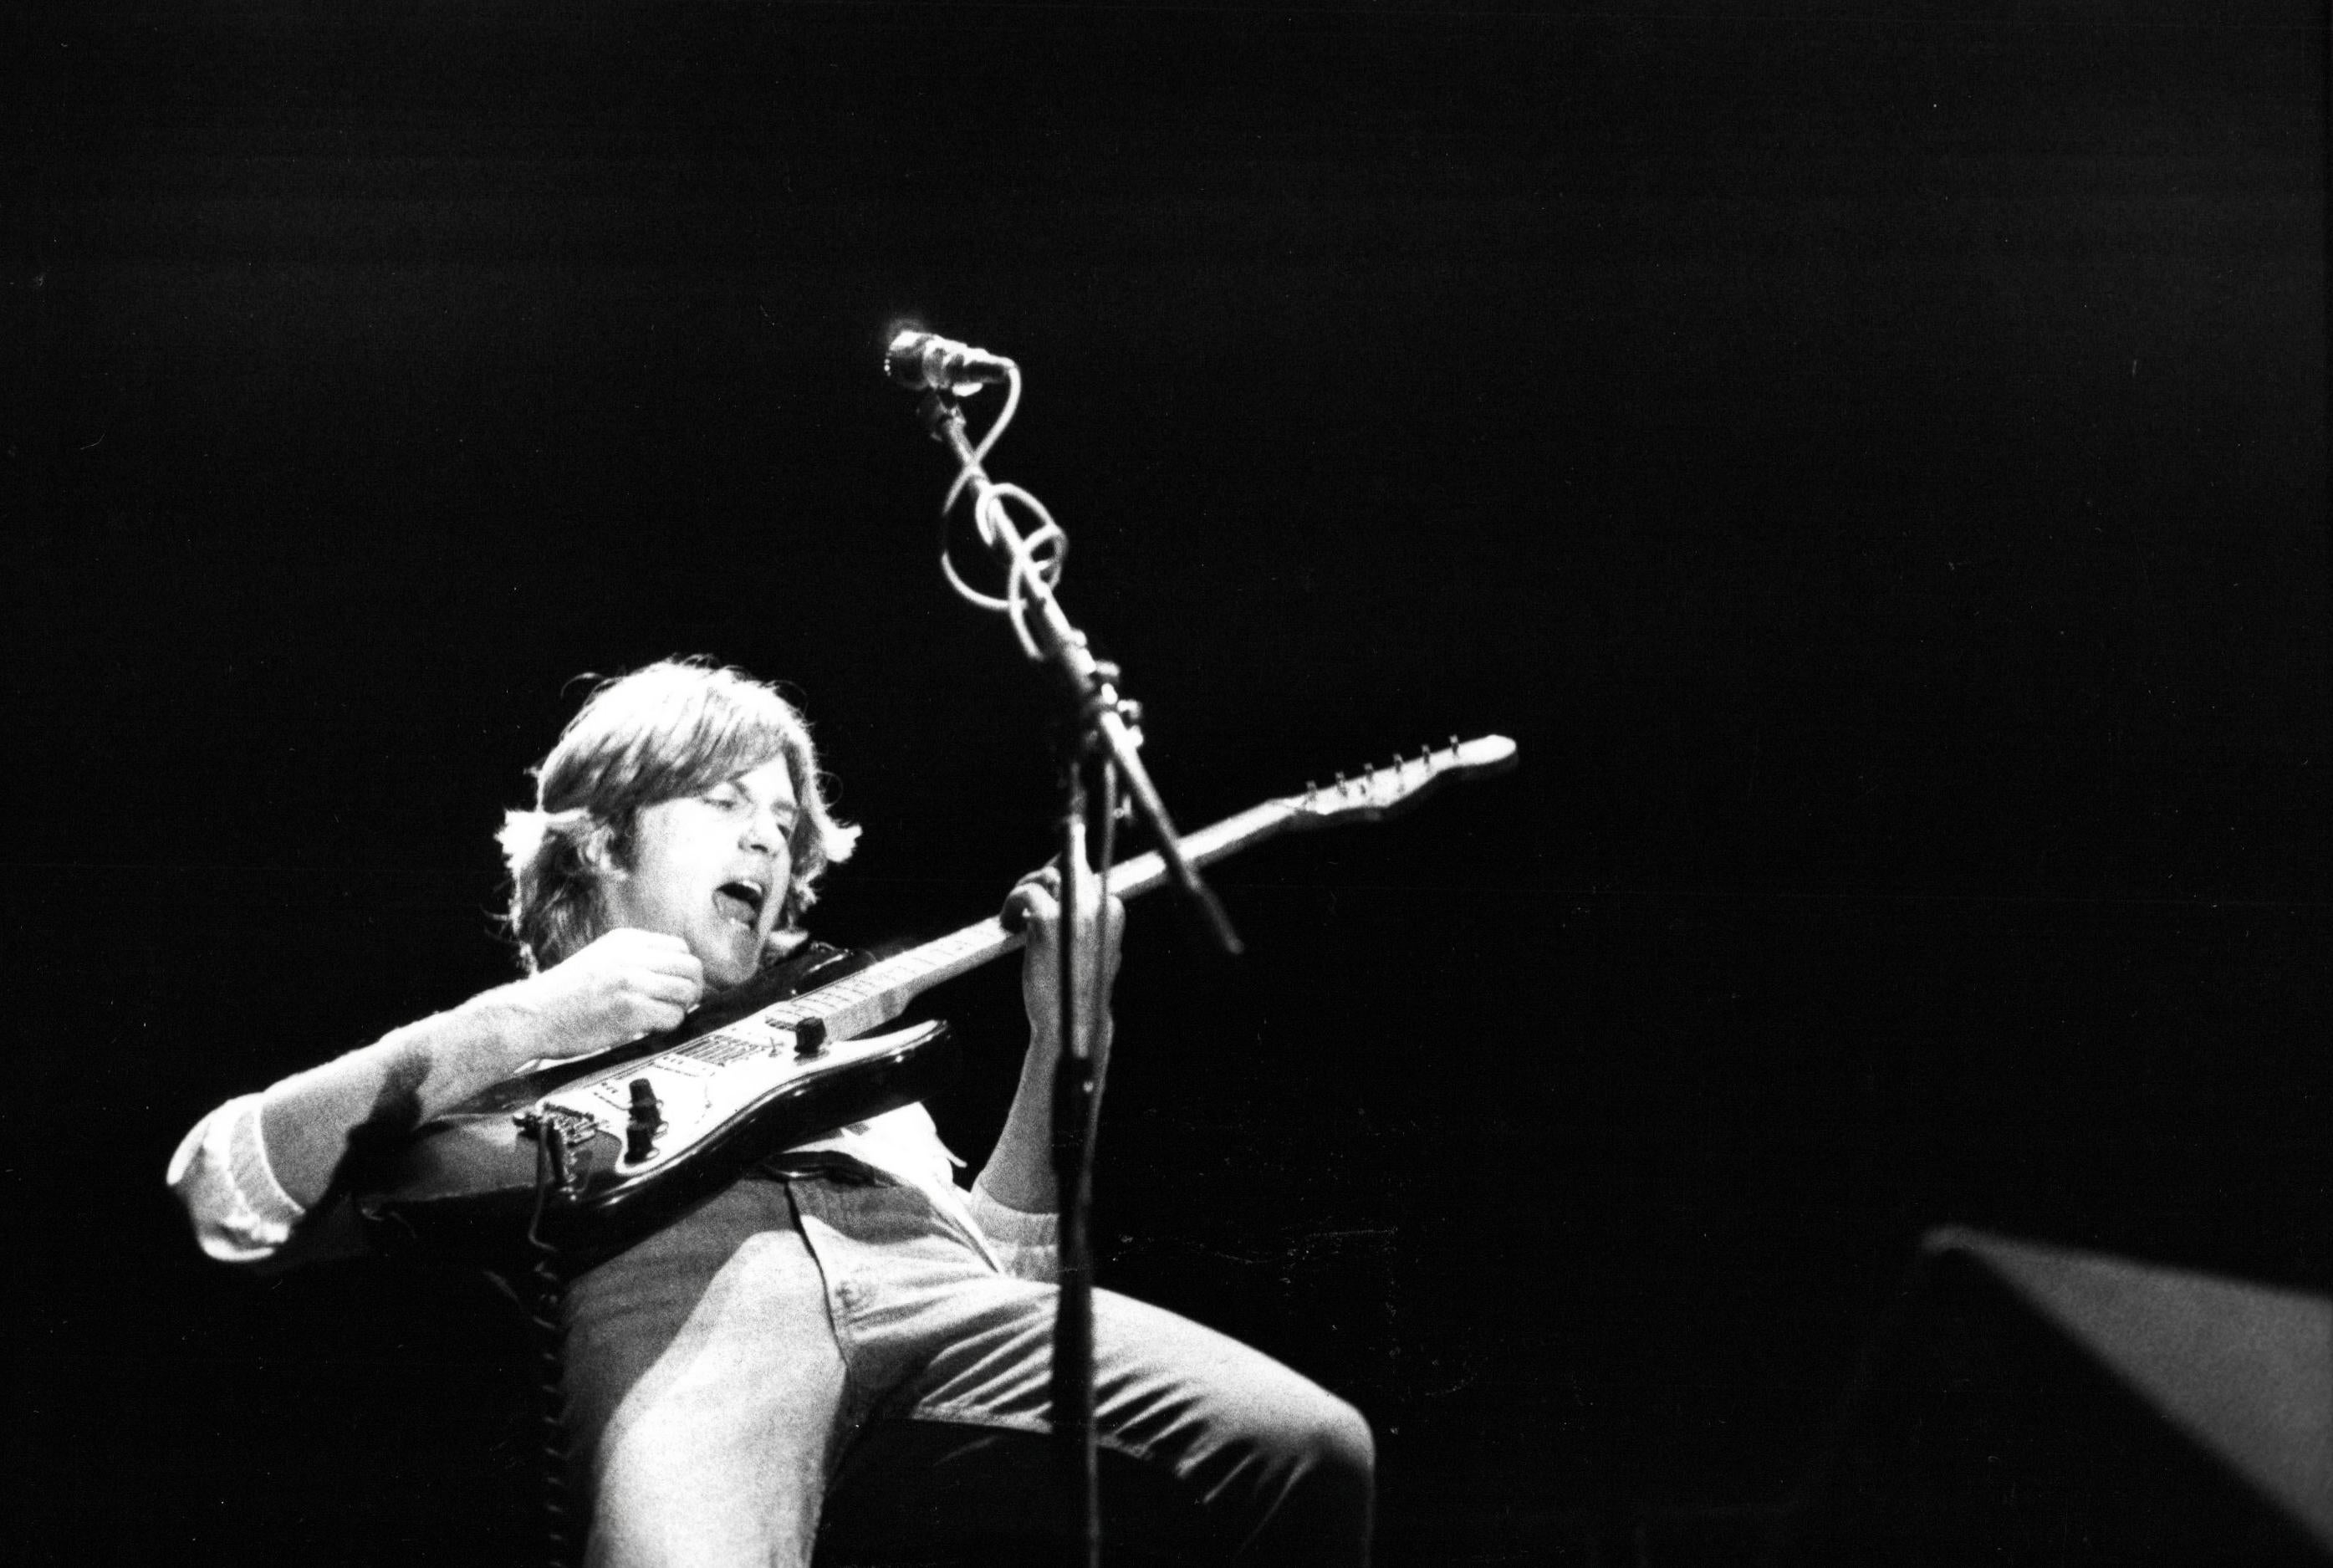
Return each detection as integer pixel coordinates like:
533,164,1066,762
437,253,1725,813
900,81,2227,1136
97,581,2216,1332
935,364,1073,661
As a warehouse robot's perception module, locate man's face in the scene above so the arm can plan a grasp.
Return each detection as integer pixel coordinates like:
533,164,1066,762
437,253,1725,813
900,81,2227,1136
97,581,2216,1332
598,754,799,993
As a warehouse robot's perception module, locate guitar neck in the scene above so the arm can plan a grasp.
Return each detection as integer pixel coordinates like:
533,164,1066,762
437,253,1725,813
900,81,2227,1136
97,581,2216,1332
754,797,1299,1041
554,733,1513,1096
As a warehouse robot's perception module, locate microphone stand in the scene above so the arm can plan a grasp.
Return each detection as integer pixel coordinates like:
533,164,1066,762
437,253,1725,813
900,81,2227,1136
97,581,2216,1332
916,389,1243,1567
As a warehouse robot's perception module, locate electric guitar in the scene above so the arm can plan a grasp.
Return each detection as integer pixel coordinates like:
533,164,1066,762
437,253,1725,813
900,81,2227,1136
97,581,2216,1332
350,734,1517,1265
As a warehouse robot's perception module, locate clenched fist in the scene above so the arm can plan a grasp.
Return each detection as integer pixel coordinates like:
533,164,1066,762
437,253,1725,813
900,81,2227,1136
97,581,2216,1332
503,927,707,1063
1003,862,1126,1055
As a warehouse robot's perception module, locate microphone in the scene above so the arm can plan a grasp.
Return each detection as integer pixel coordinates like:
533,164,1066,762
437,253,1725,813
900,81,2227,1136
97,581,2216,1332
885,329,1015,395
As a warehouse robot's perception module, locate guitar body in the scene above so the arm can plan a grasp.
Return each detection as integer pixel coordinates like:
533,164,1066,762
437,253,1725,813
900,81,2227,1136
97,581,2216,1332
350,944,960,1268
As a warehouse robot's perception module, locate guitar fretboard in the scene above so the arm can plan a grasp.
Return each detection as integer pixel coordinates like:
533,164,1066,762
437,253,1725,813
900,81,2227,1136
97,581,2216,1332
762,918,1021,1039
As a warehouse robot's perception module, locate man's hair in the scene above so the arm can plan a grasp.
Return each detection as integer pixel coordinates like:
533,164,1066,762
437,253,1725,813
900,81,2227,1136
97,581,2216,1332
496,658,861,973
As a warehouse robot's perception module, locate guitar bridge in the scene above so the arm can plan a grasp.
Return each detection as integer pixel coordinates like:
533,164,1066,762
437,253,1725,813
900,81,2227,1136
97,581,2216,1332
515,1103,605,1197
515,1102,602,1145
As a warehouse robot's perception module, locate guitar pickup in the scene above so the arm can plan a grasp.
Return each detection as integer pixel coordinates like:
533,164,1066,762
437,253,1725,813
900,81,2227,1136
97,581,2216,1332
789,1018,829,1058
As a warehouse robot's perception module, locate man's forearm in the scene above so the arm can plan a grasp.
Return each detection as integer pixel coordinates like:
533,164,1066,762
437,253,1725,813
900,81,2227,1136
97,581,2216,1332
973,1015,1111,1214
257,988,537,1210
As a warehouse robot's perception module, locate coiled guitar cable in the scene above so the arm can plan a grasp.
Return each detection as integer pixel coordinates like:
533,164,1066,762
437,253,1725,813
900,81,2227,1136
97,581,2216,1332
524,1121,579,1568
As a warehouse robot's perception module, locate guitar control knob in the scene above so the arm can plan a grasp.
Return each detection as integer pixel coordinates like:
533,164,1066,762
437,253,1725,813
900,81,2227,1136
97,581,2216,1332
625,1079,661,1162
792,1018,829,1058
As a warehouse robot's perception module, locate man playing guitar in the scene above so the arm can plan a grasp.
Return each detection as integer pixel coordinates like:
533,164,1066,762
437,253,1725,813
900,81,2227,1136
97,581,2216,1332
169,656,1374,1566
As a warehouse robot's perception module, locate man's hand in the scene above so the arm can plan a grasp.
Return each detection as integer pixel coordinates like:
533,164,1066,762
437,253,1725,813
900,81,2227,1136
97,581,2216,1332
497,927,707,1065
976,862,1129,1213
1004,863,1126,1054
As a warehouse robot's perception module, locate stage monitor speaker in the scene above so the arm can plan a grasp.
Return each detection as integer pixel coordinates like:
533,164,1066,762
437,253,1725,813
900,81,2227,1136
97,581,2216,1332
1773,1226,2330,1566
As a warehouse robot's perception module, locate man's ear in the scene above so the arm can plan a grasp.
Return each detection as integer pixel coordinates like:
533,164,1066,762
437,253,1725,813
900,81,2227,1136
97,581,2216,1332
576,820,625,881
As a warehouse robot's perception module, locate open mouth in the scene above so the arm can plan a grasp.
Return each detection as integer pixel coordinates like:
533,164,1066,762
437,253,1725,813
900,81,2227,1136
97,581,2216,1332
713,880,767,929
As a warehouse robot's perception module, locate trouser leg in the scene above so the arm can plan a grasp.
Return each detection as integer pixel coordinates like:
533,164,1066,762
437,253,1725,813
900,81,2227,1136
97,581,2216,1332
826,1283,1374,1565
560,1180,851,1568
818,1421,1214,1566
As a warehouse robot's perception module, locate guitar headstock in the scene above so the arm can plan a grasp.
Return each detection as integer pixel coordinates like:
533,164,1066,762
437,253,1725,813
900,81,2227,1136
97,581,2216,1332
1274,734,1518,829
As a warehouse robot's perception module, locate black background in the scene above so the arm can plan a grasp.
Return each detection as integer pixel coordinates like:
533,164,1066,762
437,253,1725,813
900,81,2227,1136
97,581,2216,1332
7,3,2325,1562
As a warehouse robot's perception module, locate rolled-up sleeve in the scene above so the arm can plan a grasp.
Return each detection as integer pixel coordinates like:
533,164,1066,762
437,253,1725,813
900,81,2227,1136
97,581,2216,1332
966,1181,1060,1283
166,1094,307,1264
